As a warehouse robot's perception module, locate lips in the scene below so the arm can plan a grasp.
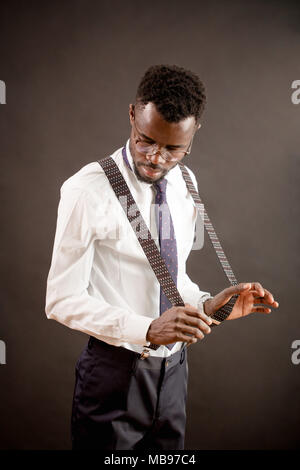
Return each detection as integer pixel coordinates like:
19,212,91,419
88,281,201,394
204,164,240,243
141,165,161,177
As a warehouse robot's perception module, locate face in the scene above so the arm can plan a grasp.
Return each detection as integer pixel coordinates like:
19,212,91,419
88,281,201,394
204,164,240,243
129,102,200,184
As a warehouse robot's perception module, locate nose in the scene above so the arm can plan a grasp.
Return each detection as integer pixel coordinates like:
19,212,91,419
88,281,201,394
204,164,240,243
146,150,164,165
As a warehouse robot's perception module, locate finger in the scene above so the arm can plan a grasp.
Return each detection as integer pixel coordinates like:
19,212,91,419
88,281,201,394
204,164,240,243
184,303,199,313
223,282,252,299
253,298,279,308
250,282,265,298
182,304,210,322
254,289,279,307
184,309,212,325
187,337,198,346
180,324,206,339
251,306,272,314
180,319,211,335
183,303,211,319
178,333,199,344
253,288,273,303
261,288,274,304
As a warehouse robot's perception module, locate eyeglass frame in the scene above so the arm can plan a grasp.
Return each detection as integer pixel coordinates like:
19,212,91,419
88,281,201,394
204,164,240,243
132,116,195,163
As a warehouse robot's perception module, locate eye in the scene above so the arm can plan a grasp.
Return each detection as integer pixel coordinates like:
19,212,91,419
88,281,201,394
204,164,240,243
144,138,155,144
166,146,182,152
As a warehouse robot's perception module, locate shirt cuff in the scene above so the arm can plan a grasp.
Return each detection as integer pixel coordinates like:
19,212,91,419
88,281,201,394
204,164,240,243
197,292,213,313
121,314,154,346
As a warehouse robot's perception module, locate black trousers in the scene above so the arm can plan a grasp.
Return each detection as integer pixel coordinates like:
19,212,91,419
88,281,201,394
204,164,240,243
71,337,188,450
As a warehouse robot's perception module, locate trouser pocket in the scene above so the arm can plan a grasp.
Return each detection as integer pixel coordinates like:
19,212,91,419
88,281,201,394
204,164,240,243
71,339,137,445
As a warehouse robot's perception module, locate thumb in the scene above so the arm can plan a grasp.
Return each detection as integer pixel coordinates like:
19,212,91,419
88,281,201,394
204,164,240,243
231,283,252,295
220,282,251,303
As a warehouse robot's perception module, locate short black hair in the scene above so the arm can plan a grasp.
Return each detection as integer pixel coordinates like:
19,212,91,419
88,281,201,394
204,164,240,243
135,64,206,123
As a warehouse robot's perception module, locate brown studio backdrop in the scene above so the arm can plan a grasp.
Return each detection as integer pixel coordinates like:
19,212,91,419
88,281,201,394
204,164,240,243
0,0,299,449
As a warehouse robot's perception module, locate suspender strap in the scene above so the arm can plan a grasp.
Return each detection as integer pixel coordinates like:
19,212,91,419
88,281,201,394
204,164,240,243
97,156,185,309
97,155,238,338
178,162,238,286
178,162,238,321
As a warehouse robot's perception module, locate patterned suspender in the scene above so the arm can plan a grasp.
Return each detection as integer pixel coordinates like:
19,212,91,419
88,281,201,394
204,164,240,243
98,156,185,310
97,156,238,351
178,162,238,321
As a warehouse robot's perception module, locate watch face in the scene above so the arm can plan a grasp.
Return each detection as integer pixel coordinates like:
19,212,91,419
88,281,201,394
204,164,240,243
202,294,213,302
198,295,213,314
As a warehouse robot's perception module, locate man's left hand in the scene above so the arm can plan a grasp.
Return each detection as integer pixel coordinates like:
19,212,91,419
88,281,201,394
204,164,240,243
204,282,279,321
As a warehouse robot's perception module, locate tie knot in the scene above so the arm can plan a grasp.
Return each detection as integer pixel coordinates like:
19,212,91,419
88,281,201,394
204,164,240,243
153,178,167,205
153,178,167,194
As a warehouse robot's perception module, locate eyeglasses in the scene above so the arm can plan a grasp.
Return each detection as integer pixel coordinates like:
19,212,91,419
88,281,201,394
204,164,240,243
133,119,194,163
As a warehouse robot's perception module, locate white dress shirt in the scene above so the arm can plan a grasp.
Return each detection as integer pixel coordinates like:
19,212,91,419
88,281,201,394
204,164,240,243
45,140,210,357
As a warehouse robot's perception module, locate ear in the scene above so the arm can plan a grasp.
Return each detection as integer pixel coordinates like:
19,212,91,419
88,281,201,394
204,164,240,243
129,104,135,125
197,123,201,130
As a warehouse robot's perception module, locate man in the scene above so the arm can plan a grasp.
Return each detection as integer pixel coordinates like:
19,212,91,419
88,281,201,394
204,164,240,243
45,64,278,450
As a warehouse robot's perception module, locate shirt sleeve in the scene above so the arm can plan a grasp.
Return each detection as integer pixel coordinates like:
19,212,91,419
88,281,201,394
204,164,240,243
45,185,153,346
179,272,211,309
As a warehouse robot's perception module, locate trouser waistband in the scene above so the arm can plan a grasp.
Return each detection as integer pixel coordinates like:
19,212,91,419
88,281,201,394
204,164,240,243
88,337,186,370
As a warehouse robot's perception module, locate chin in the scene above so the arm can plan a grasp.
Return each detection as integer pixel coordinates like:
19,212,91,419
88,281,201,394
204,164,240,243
132,161,160,184
137,169,166,185
135,171,155,184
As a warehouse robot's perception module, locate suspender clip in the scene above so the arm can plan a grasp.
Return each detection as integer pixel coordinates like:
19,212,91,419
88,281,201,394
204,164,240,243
140,348,150,360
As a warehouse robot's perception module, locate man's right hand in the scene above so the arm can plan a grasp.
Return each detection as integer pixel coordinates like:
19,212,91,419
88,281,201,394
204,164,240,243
146,303,213,346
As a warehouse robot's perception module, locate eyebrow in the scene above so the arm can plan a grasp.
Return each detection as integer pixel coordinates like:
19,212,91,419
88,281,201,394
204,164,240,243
139,130,186,149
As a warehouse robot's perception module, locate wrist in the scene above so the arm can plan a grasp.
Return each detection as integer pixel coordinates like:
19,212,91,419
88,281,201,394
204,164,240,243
146,322,153,342
203,298,214,316
144,321,161,352
146,319,158,343
203,298,221,326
